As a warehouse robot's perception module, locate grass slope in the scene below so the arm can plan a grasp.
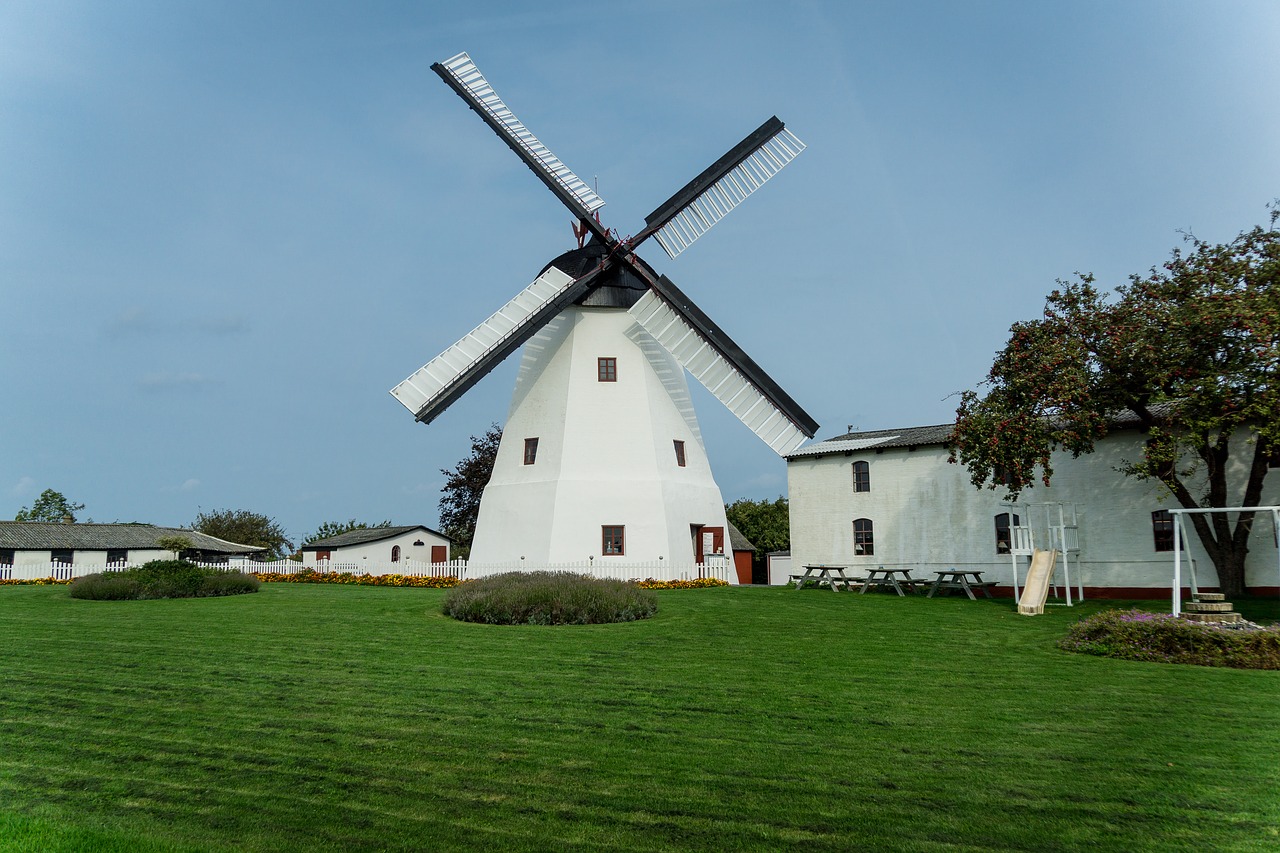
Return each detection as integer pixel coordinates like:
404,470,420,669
1,585,1278,852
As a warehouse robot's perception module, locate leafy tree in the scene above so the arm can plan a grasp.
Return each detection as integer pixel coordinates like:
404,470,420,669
155,534,194,560
438,424,502,561
15,489,85,523
725,496,790,559
193,508,293,560
950,208,1279,598
306,519,392,544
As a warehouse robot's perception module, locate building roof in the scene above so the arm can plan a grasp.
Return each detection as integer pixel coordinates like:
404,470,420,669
785,423,955,460
785,402,1184,461
726,520,755,553
301,524,452,550
0,522,263,554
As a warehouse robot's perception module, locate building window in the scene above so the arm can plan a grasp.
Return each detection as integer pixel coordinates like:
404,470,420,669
853,518,874,556
598,357,617,382
674,440,686,467
852,461,870,492
602,525,625,555
51,549,73,565
994,513,1021,554
106,549,128,567
524,437,539,465
1268,443,1280,468
1152,510,1175,552
0,549,13,567
391,545,401,562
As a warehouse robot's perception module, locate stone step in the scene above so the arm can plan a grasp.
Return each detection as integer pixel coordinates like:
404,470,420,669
1181,611,1243,624
1194,593,1226,602
1184,601,1234,612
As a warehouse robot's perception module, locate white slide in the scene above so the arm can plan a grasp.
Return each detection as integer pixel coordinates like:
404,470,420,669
1018,549,1058,615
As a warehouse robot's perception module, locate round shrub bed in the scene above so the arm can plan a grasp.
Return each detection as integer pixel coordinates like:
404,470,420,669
69,560,260,601
1059,608,1280,670
442,571,658,625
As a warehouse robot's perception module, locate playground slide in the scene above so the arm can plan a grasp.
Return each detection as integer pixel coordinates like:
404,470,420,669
1018,549,1058,616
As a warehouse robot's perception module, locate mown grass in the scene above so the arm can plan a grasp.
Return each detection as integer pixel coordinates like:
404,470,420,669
1,585,1278,852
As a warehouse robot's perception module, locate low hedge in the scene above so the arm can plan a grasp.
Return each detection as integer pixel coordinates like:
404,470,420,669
443,571,658,625
1059,608,1280,670
69,560,260,601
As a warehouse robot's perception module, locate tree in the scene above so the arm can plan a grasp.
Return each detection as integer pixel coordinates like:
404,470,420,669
725,496,791,560
306,519,392,544
950,208,1279,598
15,489,86,523
438,424,502,560
193,509,294,560
155,534,194,560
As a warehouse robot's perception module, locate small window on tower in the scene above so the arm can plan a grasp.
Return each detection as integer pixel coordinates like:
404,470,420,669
853,518,874,556
602,525,625,555
598,357,617,382
674,440,686,467
524,437,539,465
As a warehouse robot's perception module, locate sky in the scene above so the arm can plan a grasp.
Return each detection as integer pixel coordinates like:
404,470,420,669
4,0,1278,547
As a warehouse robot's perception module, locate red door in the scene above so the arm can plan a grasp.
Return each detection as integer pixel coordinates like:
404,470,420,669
431,545,447,564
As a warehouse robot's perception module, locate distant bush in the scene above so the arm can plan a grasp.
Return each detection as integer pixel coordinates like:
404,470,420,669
443,571,658,625
1059,608,1280,670
69,560,260,601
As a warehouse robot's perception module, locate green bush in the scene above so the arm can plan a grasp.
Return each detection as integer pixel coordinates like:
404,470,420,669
69,560,260,601
442,571,658,625
1059,608,1280,670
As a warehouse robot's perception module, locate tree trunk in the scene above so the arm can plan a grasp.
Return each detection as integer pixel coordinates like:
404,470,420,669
1210,546,1249,599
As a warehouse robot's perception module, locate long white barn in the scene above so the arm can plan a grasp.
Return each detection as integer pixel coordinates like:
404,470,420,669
785,419,1280,596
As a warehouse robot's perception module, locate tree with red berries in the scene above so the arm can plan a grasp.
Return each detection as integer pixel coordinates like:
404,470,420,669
951,207,1279,597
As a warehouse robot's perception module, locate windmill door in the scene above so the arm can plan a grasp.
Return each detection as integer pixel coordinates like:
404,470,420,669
694,526,725,562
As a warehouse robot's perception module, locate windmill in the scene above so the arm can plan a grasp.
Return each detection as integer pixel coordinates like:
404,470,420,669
392,52,818,570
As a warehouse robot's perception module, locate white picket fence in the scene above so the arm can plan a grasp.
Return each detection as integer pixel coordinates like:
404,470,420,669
0,557,732,584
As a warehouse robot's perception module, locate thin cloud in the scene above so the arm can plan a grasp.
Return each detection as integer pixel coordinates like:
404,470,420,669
196,315,249,335
10,476,35,498
138,372,220,391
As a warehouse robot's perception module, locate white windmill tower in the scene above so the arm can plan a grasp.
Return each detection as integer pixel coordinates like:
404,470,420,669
391,52,818,571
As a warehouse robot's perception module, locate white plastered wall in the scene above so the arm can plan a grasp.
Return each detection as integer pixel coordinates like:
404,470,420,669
469,306,730,566
787,428,1280,590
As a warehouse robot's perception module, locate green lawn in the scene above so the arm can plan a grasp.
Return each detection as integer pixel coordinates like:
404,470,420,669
1,585,1278,852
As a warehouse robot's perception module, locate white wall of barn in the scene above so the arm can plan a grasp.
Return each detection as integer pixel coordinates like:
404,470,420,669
786,428,1280,592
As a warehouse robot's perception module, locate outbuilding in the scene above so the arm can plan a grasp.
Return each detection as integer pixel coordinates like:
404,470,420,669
299,525,453,569
0,521,263,571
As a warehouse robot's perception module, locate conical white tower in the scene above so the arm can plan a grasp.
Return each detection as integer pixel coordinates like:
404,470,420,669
469,306,730,565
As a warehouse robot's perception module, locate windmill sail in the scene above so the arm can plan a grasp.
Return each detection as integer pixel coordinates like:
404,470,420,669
391,266,589,424
628,277,818,456
432,52,606,225
640,117,805,260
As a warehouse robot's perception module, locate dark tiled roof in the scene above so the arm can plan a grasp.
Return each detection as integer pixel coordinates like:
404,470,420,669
301,525,451,549
726,520,755,552
785,403,1182,461
0,522,263,553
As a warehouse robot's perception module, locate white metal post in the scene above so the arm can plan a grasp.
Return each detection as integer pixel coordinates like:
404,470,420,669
1172,515,1182,616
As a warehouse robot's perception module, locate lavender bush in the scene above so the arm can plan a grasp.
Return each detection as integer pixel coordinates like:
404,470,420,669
1059,608,1280,670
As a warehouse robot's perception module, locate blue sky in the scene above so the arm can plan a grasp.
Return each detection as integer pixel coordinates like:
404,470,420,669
4,0,1278,546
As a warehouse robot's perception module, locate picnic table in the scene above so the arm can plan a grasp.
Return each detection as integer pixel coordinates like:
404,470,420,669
792,564,858,591
927,569,994,600
859,567,925,596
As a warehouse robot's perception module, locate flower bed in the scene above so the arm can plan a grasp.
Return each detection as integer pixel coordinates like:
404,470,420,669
1059,608,1280,670
634,577,729,590
254,570,460,588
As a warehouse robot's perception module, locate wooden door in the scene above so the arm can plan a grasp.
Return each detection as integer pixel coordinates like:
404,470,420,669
431,545,447,564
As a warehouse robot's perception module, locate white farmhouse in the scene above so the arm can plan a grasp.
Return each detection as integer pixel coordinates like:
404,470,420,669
785,419,1280,596
0,522,262,572
299,525,452,569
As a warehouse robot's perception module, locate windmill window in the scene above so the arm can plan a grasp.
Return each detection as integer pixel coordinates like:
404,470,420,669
852,461,870,492
391,545,401,562
602,525,625,555
674,440,686,467
524,437,539,465
995,513,1021,554
852,519,874,556
1152,510,1176,552
106,549,128,567
598,357,617,382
